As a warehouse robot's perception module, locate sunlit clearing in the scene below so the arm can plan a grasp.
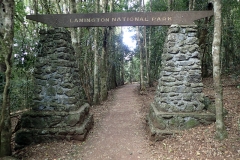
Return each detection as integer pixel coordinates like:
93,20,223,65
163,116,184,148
122,27,136,51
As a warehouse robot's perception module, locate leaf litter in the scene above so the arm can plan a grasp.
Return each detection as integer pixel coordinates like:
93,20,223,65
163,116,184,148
10,76,240,160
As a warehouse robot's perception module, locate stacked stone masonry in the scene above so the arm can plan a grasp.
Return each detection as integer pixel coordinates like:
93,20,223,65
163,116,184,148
147,25,215,141
15,28,93,148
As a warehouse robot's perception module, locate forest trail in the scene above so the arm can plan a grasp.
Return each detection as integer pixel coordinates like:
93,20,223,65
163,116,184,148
79,84,152,160
13,77,240,159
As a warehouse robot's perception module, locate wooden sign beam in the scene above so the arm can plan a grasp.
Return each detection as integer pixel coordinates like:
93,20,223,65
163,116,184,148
26,11,213,27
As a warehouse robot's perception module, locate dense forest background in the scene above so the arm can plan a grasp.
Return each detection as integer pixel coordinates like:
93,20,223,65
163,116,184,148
0,0,240,157
5,0,240,110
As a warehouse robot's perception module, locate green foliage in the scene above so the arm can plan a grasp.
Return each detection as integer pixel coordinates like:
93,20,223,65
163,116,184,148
149,26,167,81
77,1,95,13
15,1,26,31
124,56,140,83
221,0,240,73
114,0,129,12
149,0,168,11
194,1,209,10
9,1,38,112
10,69,35,112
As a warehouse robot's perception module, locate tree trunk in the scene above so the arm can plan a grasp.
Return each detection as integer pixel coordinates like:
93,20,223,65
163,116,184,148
70,0,78,47
93,0,100,104
138,0,145,91
100,0,109,102
212,0,227,140
137,26,145,91
108,29,116,89
189,0,195,11
143,0,149,87
168,0,172,11
148,0,153,86
55,0,62,13
107,0,116,89
63,0,68,13
130,58,133,83
0,0,14,157
120,51,124,85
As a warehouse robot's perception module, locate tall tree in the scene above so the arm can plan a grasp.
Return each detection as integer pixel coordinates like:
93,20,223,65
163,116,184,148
137,26,145,91
100,0,109,102
143,0,150,87
137,0,146,91
212,0,227,140
70,0,80,55
0,0,14,157
147,0,153,86
108,0,117,89
93,0,100,104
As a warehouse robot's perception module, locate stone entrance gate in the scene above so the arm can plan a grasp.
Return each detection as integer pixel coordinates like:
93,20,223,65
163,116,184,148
15,28,93,148
15,10,215,147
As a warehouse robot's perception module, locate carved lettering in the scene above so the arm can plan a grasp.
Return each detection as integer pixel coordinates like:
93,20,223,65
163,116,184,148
135,17,139,21
100,18,109,22
70,16,172,24
152,16,172,22
28,11,214,27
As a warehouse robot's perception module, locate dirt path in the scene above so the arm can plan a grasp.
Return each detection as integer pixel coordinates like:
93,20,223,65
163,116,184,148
79,84,152,160
13,78,240,159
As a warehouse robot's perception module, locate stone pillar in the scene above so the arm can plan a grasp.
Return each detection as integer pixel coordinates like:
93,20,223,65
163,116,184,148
147,25,215,141
15,28,93,148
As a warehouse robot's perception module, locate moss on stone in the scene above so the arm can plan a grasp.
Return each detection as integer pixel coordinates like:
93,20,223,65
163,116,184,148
153,116,166,130
67,114,80,127
184,118,199,129
169,117,180,128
